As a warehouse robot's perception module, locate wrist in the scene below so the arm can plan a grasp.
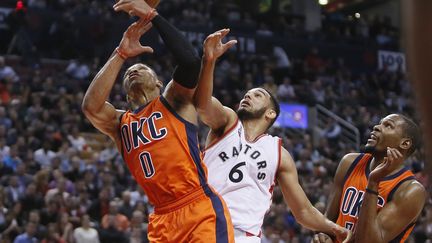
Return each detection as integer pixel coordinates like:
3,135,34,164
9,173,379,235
202,55,217,63
367,180,379,189
146,9,158,22
115,47,128,60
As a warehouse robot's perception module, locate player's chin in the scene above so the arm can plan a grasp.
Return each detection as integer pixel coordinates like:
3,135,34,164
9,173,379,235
363,144,376,153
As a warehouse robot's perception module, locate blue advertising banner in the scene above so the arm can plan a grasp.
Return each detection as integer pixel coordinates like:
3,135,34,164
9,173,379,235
274,103,308,129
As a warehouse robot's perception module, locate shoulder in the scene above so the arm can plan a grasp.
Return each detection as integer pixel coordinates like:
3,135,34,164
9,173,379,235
338,152,363,172
333,152,363,184
393,179,426,205
278,146,296,172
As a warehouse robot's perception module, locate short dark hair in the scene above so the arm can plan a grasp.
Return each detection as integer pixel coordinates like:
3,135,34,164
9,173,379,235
398,114,421,156
262,88,280,129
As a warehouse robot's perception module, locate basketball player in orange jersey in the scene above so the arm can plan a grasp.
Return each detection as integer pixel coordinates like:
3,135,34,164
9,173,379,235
194,29,351,243
82,1,235,242
312,114,426,243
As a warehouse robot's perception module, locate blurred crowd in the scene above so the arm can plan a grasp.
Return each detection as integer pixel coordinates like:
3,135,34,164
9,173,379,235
1,0,399,61
0,0,430,243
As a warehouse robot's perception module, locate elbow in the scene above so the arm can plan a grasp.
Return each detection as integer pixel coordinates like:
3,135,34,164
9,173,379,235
81,98,94,118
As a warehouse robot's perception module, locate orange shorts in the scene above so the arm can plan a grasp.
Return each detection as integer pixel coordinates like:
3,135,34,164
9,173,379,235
148,186,234,243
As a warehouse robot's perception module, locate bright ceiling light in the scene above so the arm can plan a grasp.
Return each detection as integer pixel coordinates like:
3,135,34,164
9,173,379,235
318,0,328,5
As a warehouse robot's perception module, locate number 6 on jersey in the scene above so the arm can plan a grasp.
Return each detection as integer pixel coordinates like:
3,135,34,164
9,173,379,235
229,162,246,183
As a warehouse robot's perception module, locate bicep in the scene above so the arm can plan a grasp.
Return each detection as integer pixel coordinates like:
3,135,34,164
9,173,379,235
277,148,313,215
377,182,425,241
83,101,122,138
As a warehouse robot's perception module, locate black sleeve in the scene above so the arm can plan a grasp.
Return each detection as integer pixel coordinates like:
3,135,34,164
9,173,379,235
151,15,201,88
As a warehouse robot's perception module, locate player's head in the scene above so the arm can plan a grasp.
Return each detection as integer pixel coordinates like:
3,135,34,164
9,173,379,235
122,63,163,107
365,114,420,157
237,88,280,129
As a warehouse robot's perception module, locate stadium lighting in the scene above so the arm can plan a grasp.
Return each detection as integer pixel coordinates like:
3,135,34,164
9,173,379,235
355,13,361,18
318,0,328,5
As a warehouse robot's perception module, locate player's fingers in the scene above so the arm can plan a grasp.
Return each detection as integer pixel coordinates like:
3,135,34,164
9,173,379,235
114,1,132,12
387,147,392,160
140,46,154,53
319,233,331,243
311,234,320,243
219,28,231,39
206,33,221,45
222,40,237,52
394,148,403,158
141,22,153,33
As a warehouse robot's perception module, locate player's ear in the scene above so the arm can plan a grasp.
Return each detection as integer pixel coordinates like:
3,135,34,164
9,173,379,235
156,79,163,88
400,138,412,151
265,109,276,120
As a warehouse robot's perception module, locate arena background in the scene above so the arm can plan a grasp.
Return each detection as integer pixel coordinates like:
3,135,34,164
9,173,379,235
0,0,430,242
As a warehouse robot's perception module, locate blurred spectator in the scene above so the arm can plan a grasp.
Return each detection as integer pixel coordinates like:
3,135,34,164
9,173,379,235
129,210,148,243
41,223,65,243
101,200,129,232
73,214,100,243
0,56,19,83
13,221,37,243
65,58,90,80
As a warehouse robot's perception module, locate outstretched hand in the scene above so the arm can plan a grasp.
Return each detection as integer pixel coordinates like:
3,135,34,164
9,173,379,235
203,29,237,61
333,225,352,243
311,232,334,243
114,0,156,19
118,19,154,59
369,147,403,183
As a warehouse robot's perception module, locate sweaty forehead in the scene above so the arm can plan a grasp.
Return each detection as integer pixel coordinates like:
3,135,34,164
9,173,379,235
126,63,150,72
381,114,404,125
248,88,270,97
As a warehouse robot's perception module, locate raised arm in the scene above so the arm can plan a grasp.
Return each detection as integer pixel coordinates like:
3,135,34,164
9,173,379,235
82,20,153,139
277,147,351,242
193,29,237,133
355,148,426,242
114,0,201,105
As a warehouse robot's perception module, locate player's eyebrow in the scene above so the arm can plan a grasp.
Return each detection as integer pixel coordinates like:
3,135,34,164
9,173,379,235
257,89,268,97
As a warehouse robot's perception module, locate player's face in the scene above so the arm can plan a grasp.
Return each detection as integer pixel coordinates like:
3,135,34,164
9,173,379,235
237,88,271,120
123,63,160,94
365,114,406,153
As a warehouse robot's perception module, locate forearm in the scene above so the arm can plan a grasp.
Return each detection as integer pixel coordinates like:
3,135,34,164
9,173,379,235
355,182,383,242
151,15,199,66
82,50,124,113
151,15,200,88
194,58,216,111
297,206,338,236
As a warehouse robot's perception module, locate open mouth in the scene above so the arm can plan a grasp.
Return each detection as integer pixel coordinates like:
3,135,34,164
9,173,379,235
240,100,250,107
367,133,378,143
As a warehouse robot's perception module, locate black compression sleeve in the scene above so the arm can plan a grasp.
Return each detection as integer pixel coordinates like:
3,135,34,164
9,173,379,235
151,15,200,88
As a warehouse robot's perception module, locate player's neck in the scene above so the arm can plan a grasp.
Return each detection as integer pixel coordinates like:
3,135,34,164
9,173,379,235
241,119,267,142
370,156,405,176
129,90,160,110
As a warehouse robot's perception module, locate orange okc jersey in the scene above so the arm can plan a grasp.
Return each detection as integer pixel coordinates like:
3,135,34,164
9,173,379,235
336,153,416,242
119,96,207,206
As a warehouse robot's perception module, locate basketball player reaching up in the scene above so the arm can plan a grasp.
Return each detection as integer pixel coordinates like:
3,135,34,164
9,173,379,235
194,29,351,243
312,114,426,243
82,1,235,242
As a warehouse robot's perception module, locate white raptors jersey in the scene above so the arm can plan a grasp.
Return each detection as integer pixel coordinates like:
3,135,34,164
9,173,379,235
204,120,281,235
